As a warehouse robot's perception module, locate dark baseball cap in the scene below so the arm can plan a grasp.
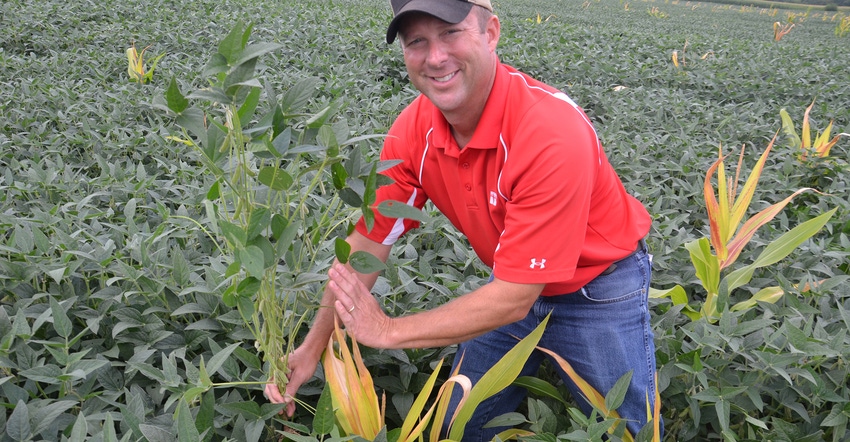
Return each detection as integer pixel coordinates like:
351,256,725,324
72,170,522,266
386,0,494,44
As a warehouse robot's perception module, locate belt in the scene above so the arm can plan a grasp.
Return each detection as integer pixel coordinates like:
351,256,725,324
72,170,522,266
600,238,647,275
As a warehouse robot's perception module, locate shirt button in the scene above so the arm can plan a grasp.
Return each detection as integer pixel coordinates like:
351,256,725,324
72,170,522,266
465,184,472,191
462,162,470,169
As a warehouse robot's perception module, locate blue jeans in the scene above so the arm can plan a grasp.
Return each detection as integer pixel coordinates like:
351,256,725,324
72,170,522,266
443,242,661,440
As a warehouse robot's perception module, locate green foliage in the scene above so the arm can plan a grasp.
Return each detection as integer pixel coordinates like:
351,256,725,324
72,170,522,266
0,0,848,441
154,20,387,402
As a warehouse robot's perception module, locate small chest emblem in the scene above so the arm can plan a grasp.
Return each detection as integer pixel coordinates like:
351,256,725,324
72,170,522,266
530,258,547,269
489,191,498,206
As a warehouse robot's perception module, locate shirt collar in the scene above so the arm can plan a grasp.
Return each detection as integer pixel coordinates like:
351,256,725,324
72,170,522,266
428,61,509,157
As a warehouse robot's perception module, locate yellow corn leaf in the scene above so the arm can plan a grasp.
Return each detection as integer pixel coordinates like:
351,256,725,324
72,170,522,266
537,345,632,441
430,358,468,441
399,358,444,441
705,137,777,266
323,317,383,438
672,50,679,68
812,124,843,157
801,99,814,149
722,186,813,268
424,374,472,442
126,44,145,83
704,148,730,260
495,429,536,440
651,373,662,442
779,108,803,149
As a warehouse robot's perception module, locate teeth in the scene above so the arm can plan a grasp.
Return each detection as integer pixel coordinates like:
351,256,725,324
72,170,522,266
434,72,455,82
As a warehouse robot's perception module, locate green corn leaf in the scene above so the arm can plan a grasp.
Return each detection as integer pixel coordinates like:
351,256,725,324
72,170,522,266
398,358,444,440
725,208,836,293
685,238,720,295
731,286,784,312
449,315,549,440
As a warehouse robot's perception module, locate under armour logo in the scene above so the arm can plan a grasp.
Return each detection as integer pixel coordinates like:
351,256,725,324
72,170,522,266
530,258,546,269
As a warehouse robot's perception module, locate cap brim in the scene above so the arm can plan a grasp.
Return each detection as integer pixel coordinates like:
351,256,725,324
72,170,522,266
386,0,474,43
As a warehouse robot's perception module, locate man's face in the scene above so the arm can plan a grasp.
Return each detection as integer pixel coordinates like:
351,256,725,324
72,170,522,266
398,10,499,118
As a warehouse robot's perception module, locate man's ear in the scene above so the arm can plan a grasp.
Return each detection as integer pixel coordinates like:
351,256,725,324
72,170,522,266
486,15,500,51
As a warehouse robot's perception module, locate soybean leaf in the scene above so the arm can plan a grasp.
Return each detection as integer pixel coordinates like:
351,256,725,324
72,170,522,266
219,220,247,247
7,400,31,441
512,376,570,407
238,246,265,278
313,384,336,436
331,162,348,190
246,207,271,240
217,22,246,65
236,277,261,298
206,342,241,377
166,77,189,114
604,371,632,413
50,296,72,339
349,251,387,274
69,411,88,442
280,77,319,113
335,238,351,264
176,399,201,442
258,166,293,191
377,200,430,223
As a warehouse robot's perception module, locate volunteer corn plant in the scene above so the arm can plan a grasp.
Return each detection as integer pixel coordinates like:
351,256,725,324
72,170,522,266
300,313,661,442
651,134,836,322
780,99,849,160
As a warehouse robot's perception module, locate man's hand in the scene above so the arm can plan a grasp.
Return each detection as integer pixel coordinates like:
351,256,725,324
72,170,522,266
328,262,393,348
264,346,321,416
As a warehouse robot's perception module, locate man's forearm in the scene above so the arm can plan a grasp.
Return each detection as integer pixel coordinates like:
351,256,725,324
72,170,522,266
299,230,391,356
382,279,543,349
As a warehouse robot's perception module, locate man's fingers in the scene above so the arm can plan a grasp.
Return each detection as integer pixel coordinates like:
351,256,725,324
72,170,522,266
265,383,286,403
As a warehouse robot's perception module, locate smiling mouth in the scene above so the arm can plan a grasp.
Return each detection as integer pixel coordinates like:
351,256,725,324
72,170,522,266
432,72,457,82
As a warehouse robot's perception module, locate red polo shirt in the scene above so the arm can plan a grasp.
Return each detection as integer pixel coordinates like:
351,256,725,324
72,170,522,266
355,63,651,296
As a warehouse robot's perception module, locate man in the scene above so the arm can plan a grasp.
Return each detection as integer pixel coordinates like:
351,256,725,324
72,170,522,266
265,0,661,439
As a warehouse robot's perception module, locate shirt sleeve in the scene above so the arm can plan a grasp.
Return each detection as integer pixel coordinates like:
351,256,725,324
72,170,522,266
354,106,430,245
